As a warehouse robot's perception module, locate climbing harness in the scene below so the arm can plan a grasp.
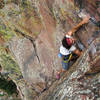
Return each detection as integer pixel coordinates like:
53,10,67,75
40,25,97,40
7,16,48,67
63,53,72,63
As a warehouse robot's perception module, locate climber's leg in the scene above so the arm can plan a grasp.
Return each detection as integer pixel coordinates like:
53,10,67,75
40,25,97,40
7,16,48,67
62,61,70,70
56,61,70,79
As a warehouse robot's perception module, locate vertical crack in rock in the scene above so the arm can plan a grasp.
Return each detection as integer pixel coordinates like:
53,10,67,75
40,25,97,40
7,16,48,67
0,0,100,100
14,28,40,63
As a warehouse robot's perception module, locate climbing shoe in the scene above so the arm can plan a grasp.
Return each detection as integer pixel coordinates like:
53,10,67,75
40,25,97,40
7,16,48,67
56,72,60,80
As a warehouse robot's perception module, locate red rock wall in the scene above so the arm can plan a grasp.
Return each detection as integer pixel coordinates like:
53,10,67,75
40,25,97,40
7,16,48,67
0,0,100,100
74,0,100,21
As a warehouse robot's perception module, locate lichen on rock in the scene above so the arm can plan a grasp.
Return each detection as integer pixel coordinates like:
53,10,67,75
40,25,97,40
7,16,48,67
0,0,100,100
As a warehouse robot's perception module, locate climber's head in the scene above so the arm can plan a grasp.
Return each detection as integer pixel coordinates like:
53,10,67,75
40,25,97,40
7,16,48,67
62,36,75,49
66,38,75,45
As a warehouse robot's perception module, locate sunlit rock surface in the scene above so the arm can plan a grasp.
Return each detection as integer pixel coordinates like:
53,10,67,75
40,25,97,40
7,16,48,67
0,0,100,100
38,38,100,100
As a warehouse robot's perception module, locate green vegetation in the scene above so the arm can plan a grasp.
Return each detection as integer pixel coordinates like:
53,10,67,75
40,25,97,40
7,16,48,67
22,0,28,7
0,76,17,95
0,93,5,97
0,24,15,41
0,48,21,96
0,0,4,9
0,45,22,81
0,54,21,76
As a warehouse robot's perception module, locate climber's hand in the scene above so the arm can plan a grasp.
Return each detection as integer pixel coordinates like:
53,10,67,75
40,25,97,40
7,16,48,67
67,30,73,36
82,15,90,24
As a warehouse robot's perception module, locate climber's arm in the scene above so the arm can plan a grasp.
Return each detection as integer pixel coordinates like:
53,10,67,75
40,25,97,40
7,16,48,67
66,16,90,36
73,49,82,56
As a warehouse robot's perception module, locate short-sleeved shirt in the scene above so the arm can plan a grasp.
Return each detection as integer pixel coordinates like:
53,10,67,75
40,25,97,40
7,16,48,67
60,35,76,55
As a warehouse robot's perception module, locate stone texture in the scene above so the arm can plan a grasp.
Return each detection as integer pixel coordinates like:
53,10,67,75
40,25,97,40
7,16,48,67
0,0,99,100
38,38,100,100
9,37,39,83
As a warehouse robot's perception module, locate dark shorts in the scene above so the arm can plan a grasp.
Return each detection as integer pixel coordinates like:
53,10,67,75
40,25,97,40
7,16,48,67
61,53,78,70
62,60,70,70
61,55,70,70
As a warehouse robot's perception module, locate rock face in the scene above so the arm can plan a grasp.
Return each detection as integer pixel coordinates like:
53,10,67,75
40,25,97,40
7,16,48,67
38,38,100,100
0,0,100,100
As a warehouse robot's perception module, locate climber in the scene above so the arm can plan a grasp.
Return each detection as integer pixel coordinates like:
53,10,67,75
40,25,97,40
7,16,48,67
56,15,90,79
